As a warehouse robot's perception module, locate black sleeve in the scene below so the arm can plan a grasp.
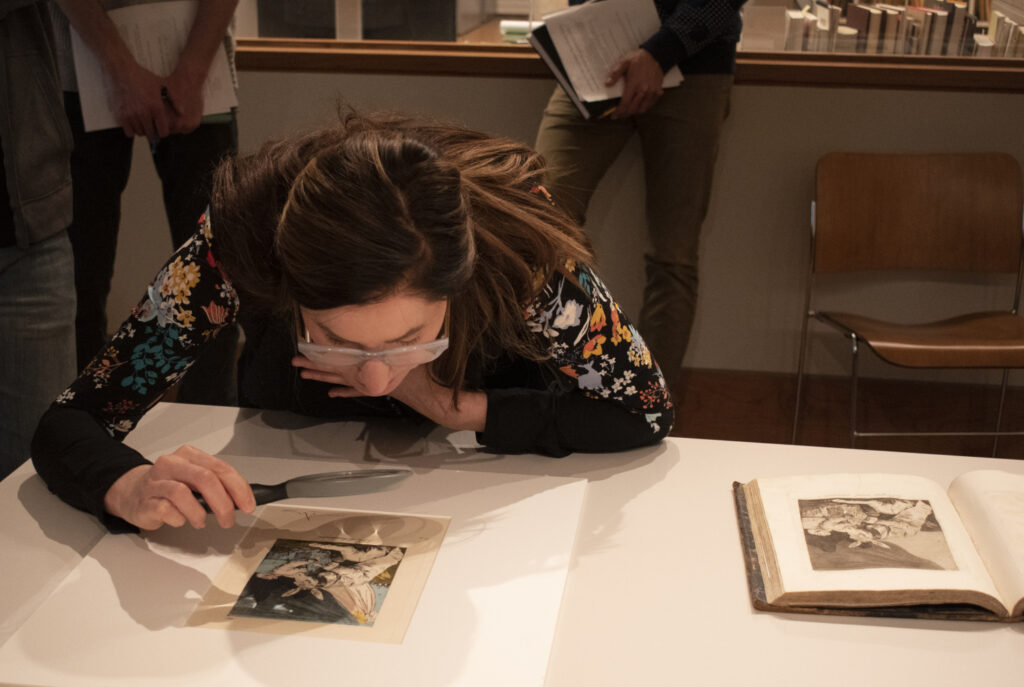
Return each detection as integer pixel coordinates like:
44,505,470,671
32,405,148,532
475,261,674,457
30,212,240,530
479,386,670,458
641,0,746,71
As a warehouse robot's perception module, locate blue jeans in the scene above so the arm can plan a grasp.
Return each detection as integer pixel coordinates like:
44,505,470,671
64,92,240,405
0,231,76,479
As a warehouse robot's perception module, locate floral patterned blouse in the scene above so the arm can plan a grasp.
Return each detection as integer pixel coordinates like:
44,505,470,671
33,210,674,529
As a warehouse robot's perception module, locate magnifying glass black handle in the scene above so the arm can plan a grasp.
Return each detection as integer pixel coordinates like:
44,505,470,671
193,482,288,512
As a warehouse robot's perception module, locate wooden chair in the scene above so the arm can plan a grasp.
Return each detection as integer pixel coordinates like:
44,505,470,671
791,152,1024,453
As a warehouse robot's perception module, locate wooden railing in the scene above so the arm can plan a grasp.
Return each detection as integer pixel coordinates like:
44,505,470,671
235,38,1024,92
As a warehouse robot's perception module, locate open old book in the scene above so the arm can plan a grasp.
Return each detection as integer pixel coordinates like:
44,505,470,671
734,470,1024,621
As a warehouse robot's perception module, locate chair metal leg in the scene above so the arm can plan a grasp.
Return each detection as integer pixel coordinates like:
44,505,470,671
791,315,812,444
992,369,1010,457
849,336,859,449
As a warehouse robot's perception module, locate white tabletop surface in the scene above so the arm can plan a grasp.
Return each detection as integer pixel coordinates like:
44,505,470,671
3,402,1023,685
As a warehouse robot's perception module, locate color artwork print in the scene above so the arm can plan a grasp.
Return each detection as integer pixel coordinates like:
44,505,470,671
230,538,406,626
798,497,957,571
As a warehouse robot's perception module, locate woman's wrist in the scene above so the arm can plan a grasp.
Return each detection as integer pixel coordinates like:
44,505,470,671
103,465,149,520
389,376,487,433
446,389,487,433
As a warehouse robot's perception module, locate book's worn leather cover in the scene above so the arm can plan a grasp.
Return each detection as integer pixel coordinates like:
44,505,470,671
731,482,1014,623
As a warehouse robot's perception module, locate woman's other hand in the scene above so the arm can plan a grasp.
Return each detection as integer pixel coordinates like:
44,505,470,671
293,354,486,433
388,365,487,433
103,445,256,530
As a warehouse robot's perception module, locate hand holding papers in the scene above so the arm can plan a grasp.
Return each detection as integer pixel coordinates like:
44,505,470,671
71,0,237,133
529,0,683,119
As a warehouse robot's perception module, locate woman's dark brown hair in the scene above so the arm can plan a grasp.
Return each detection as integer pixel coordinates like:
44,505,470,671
212,111,594,399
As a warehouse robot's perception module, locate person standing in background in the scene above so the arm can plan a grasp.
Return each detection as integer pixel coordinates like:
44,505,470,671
51,0,241,405
534,0,745,398
0,0,77,479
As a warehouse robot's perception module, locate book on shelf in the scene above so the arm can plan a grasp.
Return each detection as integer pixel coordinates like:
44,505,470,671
927,6,950,53
784,9,807,50
846,4,883,51
783,8,819,51
990,10,1022,55
903,6,935,54
959,12,980,55
875,5,902,53
526,0,683,120
733,470,1024,622
877,3,912,54
1010,24,1024,57
973,31,996,55
901,4,953,54
834,24,859,51
927,0,970,55
815,2,842,51
950,1,970,55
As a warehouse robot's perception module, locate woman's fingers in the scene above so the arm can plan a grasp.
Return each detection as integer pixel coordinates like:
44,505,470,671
171,446,255,521
292,355,357,389
153,447,255,528
104,446,255,530
151,475,211,529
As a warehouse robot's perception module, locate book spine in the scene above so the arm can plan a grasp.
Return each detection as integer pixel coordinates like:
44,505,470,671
973,31,995,54
784,10,802,50
527,31,592,120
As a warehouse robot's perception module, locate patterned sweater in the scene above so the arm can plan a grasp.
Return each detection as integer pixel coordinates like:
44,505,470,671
32,212,674,531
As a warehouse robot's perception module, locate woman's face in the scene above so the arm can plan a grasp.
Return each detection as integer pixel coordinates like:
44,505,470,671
299,292,447,397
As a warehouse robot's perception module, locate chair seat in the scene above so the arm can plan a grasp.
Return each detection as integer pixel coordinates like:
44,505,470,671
815,310,1024,368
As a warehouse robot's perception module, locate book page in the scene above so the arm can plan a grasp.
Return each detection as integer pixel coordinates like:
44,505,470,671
948,470,1024,616
753,473,1006,612
544,0,683,102
71,0,238,132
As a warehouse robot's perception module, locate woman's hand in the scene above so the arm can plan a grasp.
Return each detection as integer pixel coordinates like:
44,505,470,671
292,355,361,397
388,365,487,433
103,445,256,530
292,355,487,433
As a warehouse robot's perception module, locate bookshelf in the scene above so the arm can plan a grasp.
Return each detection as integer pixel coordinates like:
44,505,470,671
232,1,1024,92
743,0,1024,58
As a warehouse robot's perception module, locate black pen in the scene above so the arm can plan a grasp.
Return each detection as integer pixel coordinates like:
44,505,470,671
151,85,174,151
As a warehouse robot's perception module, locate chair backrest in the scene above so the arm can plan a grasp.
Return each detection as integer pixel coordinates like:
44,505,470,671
813,152,1024,274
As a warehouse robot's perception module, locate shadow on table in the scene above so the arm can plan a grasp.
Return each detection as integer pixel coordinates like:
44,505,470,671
13,407,675,685
220,409,677,565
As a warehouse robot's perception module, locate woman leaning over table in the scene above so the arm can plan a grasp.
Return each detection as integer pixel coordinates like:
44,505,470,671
31,111,674,533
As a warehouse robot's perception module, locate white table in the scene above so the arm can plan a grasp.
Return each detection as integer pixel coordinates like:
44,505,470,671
3,402,1023,685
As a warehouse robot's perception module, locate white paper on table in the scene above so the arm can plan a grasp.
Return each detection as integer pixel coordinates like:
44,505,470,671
71,0,238,132
0,467,587,687
543,0,683,102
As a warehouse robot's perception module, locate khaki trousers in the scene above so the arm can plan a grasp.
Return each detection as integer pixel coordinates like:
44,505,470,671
535,74,732,388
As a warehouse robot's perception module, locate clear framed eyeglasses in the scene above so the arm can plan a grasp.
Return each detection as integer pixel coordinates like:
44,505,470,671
296,303,450,370
297,335,450,369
